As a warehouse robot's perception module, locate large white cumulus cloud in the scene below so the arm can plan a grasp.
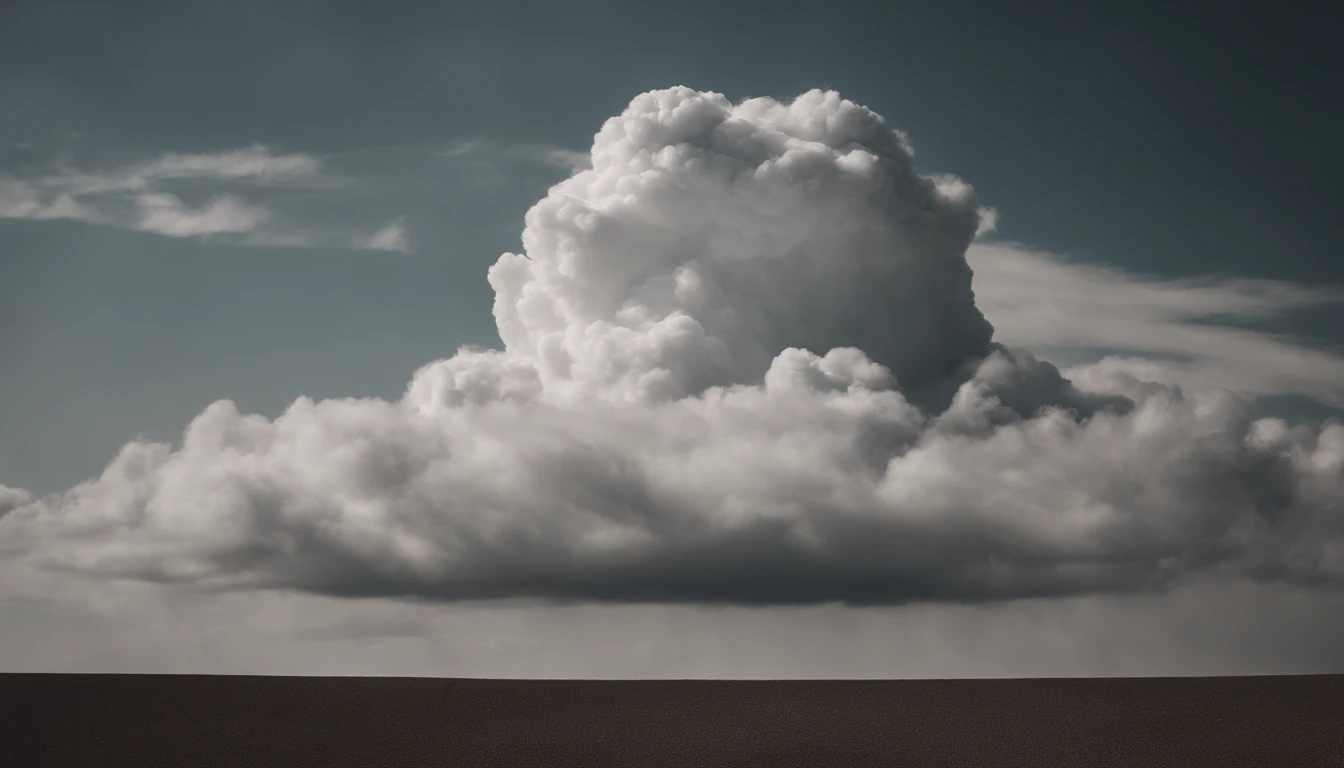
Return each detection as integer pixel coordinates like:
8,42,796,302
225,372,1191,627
2,87,1342,605
488,88,994,408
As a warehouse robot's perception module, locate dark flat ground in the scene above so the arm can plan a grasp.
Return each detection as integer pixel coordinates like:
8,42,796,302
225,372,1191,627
3,674,1343,767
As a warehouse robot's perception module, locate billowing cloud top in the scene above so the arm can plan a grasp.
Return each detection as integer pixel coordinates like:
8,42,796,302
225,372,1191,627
2,88,1342,605
487,88,993,408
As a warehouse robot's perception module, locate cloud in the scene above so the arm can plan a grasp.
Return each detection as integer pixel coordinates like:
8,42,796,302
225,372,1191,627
359,218,410,252
134,193,270,237
3,87,1343,607
0,181,98,222
0,485,31,519
538,147,593,171
974,206,998,237
48,144,325,198
970,243,1344,405
443,138,592,172
128,145,323,185
0,145,339,244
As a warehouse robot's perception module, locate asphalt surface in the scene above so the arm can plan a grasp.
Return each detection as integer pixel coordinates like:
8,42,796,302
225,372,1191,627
4,674,1343,766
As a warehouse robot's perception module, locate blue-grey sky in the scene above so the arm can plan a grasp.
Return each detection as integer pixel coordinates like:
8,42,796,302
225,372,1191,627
4,1,1344,679
4,1,1341,495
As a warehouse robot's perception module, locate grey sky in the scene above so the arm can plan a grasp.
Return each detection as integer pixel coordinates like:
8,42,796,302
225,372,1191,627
4,1,1341,494
2,1,1343,676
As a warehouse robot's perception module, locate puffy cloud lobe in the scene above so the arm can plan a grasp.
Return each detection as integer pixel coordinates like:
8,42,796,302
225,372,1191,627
405,349,543,412
0,485,32,519
2,87,1342,605
937,347,1134,435
490,87,993,409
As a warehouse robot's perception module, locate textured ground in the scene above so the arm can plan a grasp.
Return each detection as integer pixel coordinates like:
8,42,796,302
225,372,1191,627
4,674,1343,766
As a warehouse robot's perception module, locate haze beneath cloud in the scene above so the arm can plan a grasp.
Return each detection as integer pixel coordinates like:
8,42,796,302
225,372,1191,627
3,88,1342,616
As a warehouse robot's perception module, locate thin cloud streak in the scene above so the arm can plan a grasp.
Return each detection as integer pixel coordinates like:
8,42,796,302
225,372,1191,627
359,218,411,252
970,242,1344,406
443,137,591,171
0,145,400,250
37,144,327,198
135,193,271,237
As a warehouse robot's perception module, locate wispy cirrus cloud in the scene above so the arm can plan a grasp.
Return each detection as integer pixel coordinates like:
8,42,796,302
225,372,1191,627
134,193,271,237
0,145,318,238
126,145,324,185
0,144,405,251
969,243,1344,406
0,183,96,222
443,137,591,172
42,144,328,198
358,217,411,252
